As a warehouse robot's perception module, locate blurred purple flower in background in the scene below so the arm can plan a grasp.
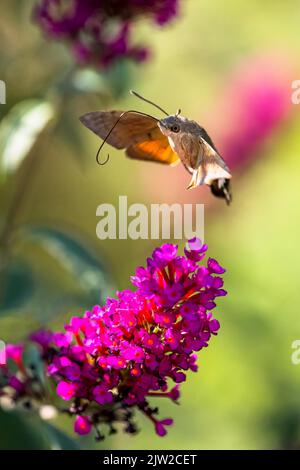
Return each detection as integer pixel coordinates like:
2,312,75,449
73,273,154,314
217,55,292,169
34,0,181,68
0,239,227,440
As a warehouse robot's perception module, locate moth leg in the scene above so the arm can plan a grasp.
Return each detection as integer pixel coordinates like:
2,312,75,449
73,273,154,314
196,167,204,186
187,169,199,189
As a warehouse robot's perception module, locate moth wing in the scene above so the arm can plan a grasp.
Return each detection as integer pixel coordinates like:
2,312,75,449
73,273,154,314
126,131,180,166
197,137,231,185
184,135,231,189
79,111,159,149
188,137,231,188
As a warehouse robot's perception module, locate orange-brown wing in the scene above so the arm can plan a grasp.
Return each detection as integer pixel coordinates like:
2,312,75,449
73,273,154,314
79,110,159,149
126,131,179,166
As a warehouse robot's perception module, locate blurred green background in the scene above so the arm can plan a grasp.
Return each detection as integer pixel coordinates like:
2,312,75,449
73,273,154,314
1,0,300,450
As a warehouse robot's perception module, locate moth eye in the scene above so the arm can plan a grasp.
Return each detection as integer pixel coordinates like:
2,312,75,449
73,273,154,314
170,124,180,133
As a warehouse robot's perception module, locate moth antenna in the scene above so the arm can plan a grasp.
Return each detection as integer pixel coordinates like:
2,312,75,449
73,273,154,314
176,109,181,116
96,110,159,166
130,90,169,117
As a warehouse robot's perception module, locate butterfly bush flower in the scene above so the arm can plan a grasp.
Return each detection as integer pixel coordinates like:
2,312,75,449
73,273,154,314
34,0,181,68
0,239,227,439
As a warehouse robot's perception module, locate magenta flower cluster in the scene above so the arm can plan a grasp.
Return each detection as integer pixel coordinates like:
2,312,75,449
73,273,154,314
34,0,180,68
0,239,226,439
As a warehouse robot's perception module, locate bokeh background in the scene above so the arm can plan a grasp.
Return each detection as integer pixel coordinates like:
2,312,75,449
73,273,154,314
1,0,300,450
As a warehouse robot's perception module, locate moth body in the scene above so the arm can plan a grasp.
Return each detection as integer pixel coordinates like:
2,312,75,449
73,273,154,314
158,114,232,202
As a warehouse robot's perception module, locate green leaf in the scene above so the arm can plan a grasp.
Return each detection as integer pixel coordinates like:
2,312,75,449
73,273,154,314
0,260,34,313
0,99,55,176
71,60,132,99
21,226,113,306
57,107,87,168
0,227,112,322
0,410,51,450
72,69,109,95
41,422,80,450
104,60,132,99
0,226,112,325
23,344,46,386
0,410,80,450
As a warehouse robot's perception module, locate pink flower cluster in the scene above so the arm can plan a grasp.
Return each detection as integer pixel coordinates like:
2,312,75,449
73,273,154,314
0,239,227,439
34,0,181,68
0,344,27,396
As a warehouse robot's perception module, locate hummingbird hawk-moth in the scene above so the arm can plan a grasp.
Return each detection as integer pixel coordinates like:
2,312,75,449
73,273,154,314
80,91,232,204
